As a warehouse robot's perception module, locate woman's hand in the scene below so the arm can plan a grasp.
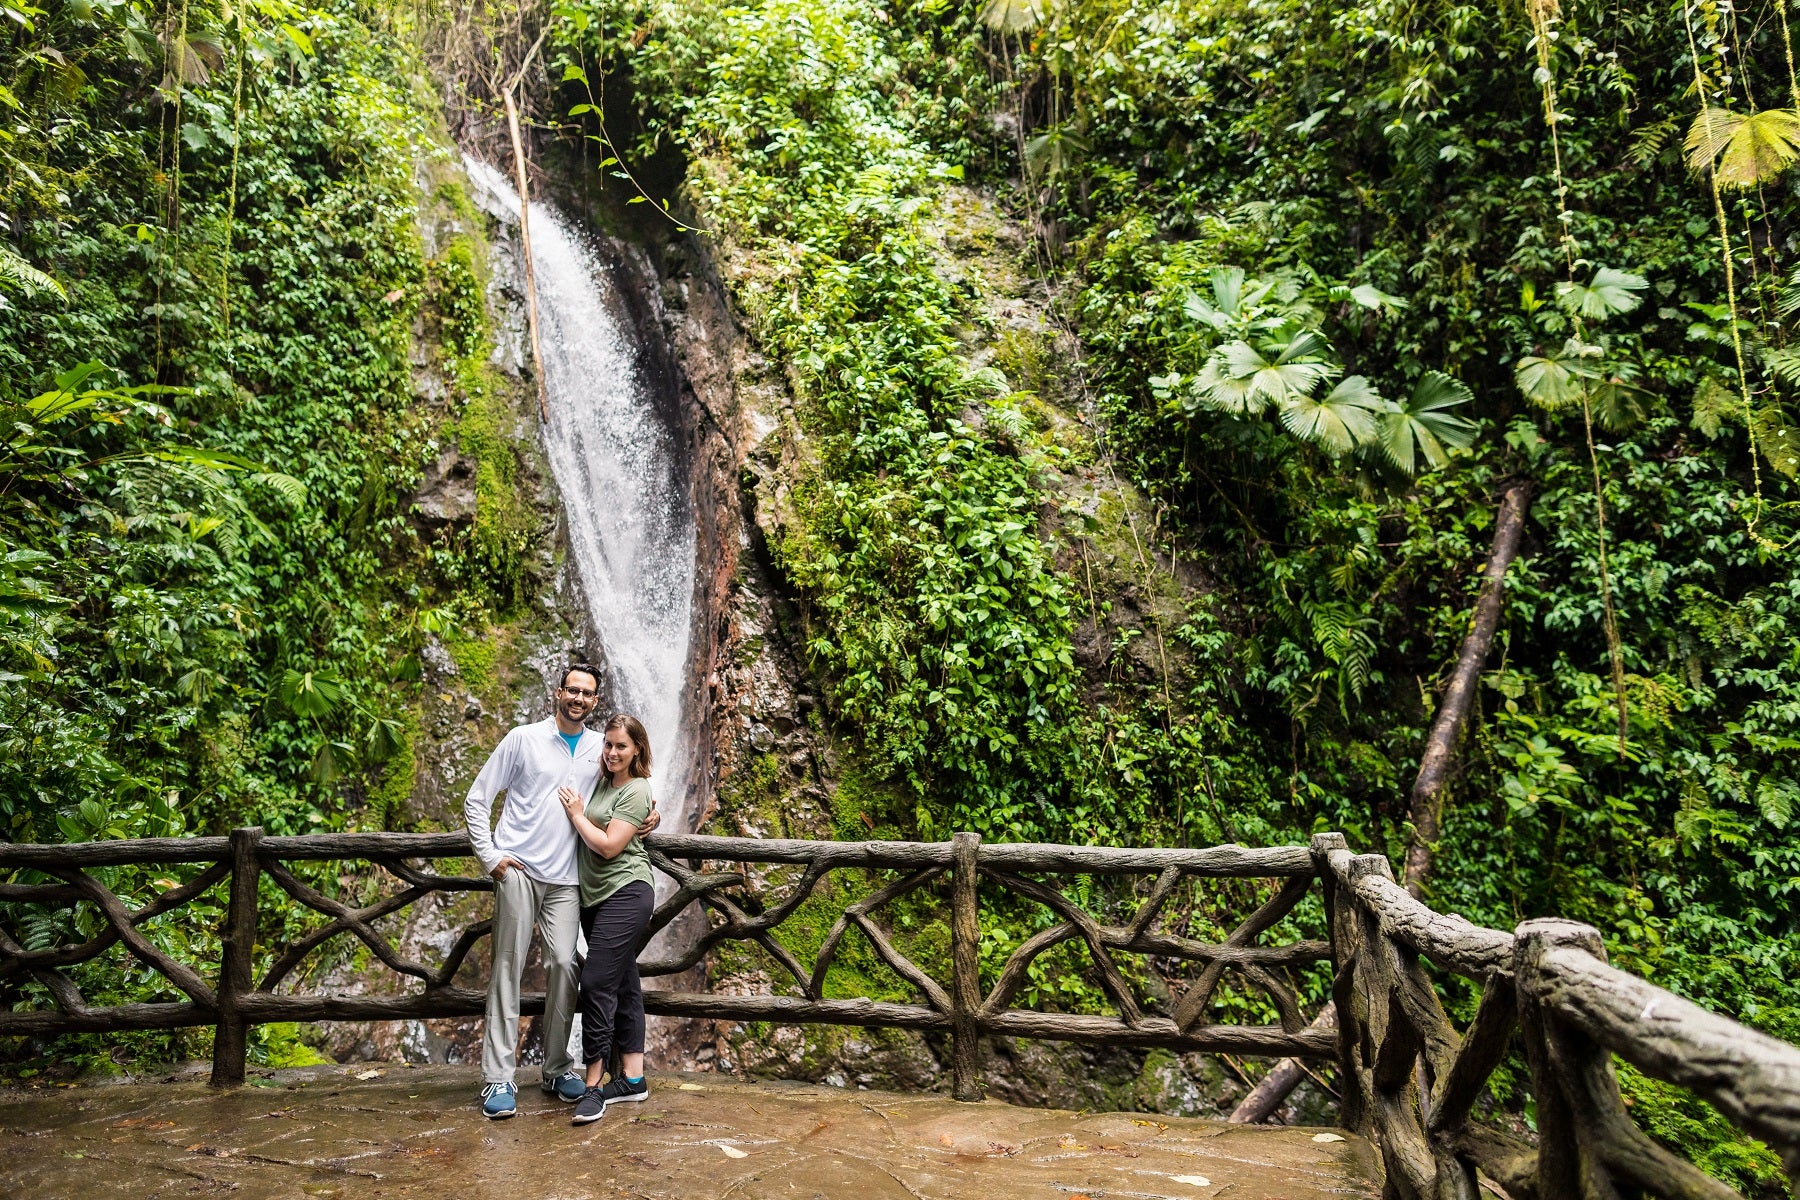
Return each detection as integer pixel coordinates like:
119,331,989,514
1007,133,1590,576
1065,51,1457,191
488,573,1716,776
558,786,586,823
635,802,661,837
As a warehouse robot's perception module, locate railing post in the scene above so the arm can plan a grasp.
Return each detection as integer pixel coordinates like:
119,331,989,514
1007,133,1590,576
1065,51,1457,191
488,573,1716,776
210,825,263,1087
950,830,983,1102
1310,832,1363,1135
1515,918,1601,1198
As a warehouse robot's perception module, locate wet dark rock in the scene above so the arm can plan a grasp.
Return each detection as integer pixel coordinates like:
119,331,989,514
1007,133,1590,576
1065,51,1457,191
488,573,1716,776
412,449,477,527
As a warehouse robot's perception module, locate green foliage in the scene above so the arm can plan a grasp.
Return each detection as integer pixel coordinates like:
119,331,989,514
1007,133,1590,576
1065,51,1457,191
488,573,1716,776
559,0,1798,1166
1,0,531,1061
1616,1062,1786,1192
561,0,1094,841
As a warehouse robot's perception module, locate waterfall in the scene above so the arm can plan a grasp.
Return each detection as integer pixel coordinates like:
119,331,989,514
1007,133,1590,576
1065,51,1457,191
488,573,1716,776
462,158,697,844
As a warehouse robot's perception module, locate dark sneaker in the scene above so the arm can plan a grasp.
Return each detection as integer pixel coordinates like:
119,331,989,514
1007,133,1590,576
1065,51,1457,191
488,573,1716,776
480,1081,517,1119
543,1072,585,1103
570,1085,607,1125
600,1075,649,1106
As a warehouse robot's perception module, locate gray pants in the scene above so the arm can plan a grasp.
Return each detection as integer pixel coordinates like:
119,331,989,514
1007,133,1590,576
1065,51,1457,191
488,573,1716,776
482,869,580,1085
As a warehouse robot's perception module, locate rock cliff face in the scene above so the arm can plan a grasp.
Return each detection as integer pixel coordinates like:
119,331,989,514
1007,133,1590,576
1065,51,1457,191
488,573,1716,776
313,144,1330,1123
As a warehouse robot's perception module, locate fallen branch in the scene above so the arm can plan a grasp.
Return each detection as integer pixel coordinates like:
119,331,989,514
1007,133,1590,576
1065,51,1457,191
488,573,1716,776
1403,482,1531,898
1233,483,1532,1124
1228,1002,1337,1123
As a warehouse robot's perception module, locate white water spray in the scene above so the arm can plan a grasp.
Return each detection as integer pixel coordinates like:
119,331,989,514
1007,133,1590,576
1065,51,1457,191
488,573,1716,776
463,158,697,842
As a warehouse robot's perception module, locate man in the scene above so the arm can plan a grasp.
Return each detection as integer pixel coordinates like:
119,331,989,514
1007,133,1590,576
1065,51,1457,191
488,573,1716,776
464,664,659,1118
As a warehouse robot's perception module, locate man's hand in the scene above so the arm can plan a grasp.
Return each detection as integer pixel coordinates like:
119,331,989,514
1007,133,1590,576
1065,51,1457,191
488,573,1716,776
635,801,661,837
490,856,525,881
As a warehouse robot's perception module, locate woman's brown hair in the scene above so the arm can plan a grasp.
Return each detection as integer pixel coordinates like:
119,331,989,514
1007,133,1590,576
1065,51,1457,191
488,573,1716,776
603,713,653,779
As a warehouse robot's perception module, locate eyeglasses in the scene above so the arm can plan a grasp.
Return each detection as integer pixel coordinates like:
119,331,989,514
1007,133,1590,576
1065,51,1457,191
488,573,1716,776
560,686,598,699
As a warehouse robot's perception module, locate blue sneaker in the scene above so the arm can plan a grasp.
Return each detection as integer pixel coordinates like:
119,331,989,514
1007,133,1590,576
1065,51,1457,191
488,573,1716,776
543,1072,585,1103
481,1081,517,1119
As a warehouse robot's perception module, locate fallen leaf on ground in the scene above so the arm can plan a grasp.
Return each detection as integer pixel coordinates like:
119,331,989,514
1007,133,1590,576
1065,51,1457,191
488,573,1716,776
1169,1175,1211,1187
720,1144,748,1159
939,1133,955,1146
1312,1132,1346,1143
677,1083,705,1091
354,1069,383,1080
1131,1118,1168,1131
1057,1135,1088,1150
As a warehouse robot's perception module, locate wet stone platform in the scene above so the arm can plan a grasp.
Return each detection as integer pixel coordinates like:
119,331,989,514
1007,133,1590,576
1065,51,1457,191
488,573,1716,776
0,1064,1379,1199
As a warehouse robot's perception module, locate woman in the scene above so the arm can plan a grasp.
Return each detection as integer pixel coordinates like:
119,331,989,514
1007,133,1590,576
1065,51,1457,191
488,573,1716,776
556,713,657,1125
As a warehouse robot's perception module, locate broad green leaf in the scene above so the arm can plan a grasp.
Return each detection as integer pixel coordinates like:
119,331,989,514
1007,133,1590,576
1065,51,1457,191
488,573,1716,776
280,22,312,56
280,668,345,719
1279,374,1383,456
1348,283,1409,312
311,740,349,784
1217,336,1336,406
1589,376,1648,432
1691,376,1735,440
51,360,105,394
1554,267,1647,321
1515,338,1603,409
1193,355,1264,415
1685,106,1800,189
562,64,589,85
1379,370,1477,474
980,0,1045,33
363,716,406,762
152,446,262,471
1753,406,1800,478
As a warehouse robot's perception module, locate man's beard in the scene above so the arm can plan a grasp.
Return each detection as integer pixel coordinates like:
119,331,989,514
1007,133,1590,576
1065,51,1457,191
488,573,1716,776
559,700,593,725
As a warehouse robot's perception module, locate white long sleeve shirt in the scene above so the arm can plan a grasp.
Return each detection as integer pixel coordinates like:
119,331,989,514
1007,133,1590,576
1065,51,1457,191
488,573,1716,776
464,718,601,885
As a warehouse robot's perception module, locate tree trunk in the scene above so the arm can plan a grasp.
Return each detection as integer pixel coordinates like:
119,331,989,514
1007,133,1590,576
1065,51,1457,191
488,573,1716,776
1402,482,1531,898
1230,483,1531,1125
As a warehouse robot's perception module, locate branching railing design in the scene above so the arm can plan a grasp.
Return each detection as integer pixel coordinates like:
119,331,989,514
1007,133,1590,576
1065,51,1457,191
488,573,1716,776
1317,832,1800,1198
2,828,1797,1198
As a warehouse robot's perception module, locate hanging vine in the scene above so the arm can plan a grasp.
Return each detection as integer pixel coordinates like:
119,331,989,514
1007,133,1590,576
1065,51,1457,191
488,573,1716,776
1522,0,1630,751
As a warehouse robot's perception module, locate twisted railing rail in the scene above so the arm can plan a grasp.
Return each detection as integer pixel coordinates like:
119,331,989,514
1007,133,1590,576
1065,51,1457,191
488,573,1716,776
1,829,1796,1198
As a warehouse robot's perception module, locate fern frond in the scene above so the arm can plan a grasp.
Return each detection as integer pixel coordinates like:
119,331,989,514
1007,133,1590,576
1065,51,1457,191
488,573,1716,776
0,243,65,301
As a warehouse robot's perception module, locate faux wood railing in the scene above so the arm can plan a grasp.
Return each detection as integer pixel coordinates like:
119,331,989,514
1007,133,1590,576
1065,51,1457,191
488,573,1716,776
0,830,1334,1087
2,829,1797,1197
1316,832,1800,1198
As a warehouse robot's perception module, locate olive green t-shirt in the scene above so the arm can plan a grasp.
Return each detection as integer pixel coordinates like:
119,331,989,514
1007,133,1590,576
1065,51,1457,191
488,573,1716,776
577,776,654,908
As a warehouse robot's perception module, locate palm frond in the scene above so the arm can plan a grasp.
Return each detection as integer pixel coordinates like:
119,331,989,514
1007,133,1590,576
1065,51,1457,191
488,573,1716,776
1685,105,1800,189
1554,267,1647,321
1280,374,1382,456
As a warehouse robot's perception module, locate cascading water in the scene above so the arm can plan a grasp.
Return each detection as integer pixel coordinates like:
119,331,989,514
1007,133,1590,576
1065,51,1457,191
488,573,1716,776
463,157,697,848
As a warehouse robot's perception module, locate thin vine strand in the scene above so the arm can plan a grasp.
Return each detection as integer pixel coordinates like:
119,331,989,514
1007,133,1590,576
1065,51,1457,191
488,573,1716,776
219,2,245,349
1682,0,1764,532
1780,0,1800,109
1529,0,1629,751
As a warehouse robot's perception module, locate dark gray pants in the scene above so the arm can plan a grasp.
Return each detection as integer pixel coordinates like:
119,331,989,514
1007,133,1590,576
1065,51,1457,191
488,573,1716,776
579,880,653,1069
